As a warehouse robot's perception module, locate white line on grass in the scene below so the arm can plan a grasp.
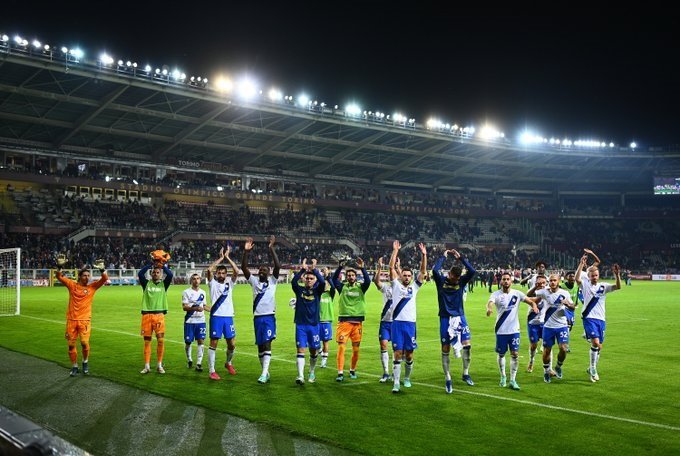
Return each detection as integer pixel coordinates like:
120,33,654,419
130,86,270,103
22,315,680,432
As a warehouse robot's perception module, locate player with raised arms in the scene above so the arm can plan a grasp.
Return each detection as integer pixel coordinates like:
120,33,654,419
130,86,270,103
138,249,173,374
575,250,621,382
331,254,371,382
388,240,427,393
373,255,400,383
291,258,325,384
431,247,476,394
206,245,240,381
242,235,280,384
55,255,108,376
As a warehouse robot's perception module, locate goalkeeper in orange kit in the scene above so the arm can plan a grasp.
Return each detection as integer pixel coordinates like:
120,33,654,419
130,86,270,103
55,255,108,377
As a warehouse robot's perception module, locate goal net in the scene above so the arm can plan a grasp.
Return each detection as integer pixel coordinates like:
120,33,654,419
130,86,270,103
0,248,20,316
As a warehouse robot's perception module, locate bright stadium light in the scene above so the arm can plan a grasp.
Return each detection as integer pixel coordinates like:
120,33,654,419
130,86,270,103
345,103,362,116
630,142,637,149
478,125,502,140
99,53,114,65
609,142,615,148
268,88,283,101
298,94,310,107
1,35,8,42
32,40,41,49
237,78,257,99
217,186,224,191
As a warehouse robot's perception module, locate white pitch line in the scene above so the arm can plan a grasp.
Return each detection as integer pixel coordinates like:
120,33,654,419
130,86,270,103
19,315,680,432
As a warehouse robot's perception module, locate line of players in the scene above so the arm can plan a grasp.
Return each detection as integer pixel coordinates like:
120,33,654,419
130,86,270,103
57,238,621,393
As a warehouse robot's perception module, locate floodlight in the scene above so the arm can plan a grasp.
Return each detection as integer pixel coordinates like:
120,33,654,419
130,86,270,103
32,40,41,48
630,142,637,149
345,103,361,116
268,88,282,101
237,78,257,99
100,53,114,65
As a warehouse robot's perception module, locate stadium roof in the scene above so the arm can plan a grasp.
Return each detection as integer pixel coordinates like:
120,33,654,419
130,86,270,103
1,48,679,195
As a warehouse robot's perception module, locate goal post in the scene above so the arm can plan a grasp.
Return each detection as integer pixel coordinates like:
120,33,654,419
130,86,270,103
0,247,20,316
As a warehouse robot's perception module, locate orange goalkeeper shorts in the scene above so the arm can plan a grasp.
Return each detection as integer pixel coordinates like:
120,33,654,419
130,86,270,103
141,313,165,337
336,321,363,344
65,319,91,343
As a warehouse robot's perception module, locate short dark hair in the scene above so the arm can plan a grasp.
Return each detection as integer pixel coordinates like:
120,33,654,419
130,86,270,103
536,274,547,279
345,268,357,275
535,260,547,268
566,271,575,276
501,272,512,278
401,267,413,273
78,268,89,278
449,266,463,276
216,265,228,272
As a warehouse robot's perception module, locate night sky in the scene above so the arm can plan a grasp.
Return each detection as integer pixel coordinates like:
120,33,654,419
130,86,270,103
3,3,679,147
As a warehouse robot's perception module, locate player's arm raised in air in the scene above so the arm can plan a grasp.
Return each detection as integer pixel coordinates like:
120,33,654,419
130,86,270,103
373,257,384,291
357,257,371,293
584,248,601,268
223,245,241,281
206,247,225,281
574,254,588,286
162,264,173,290
291,259,306,295
269,235,280,279
389,240,400,281
417,243,427,283
241,237,253,280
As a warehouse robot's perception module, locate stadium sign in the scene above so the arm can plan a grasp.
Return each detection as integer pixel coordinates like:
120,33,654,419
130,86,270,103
652,274,680,281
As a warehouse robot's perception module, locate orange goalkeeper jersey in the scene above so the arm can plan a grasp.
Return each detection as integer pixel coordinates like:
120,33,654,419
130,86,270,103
57,273,108,320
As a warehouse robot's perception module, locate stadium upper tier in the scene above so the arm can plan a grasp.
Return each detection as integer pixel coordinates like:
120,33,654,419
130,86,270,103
2,44,680,194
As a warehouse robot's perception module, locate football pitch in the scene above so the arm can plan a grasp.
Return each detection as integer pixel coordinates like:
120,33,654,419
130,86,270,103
1,280,679,455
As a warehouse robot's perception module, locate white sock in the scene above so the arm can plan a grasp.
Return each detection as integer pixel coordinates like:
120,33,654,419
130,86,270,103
549,351,554,370
310,354,317,374
393,360,402,386
321,351,328,365
405,360,414,379
185,344,192,362
590,347,599,370
462,346,471,375
381,350,389,374
510,355,518,381
227,349,234,365
208,347,216,373
498,354,506,376
296,354,305,378
262,351,271,376
197,345,204,365
442,352,451,381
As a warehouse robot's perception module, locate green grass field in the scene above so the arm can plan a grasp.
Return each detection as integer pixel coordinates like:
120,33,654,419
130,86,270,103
1,280,679,455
